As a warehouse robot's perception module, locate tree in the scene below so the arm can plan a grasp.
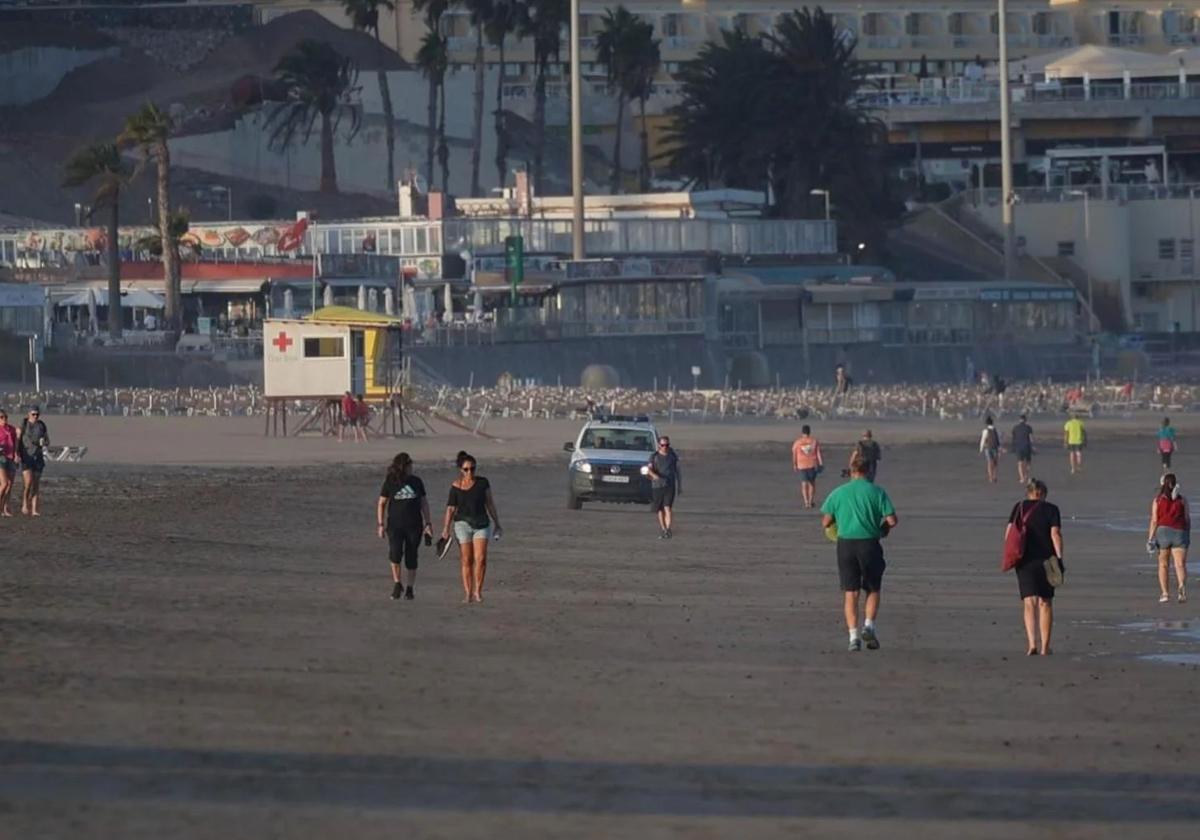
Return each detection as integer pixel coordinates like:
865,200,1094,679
61,142,129,339
518,0,568,193
343,0,398,194
118,102,180,332
630,23,660,191
135,208,198,261
465,0,493,196
412,0,450,191
416,26,450,191
265,39,361,195
596,6,658,194
486,0,522,191
663,7,889,242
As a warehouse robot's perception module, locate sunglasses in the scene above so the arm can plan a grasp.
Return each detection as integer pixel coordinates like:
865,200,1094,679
658,441,669,446
461,465,475,472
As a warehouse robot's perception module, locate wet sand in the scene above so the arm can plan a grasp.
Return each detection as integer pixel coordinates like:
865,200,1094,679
1,415,1199,837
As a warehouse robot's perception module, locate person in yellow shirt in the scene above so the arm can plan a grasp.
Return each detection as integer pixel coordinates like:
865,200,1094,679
1063,415,1087,474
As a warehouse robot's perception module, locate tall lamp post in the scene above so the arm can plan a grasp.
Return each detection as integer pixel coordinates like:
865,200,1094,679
569,0,585,260
998,0,1016,281
810,188,831,221
1066,189,1094,333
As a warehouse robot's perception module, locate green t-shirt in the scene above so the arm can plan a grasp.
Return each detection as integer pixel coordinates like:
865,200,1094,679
820,478,896,540
1064,418,1086,446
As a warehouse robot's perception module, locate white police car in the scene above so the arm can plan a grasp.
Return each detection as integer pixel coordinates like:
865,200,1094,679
563,416,659,509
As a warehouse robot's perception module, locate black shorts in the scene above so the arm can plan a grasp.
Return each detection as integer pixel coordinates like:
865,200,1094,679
836,538,886,593
1016,448,1033,463
1,457,15,477
19,452,44,473
1016,557,1055,600
387,528,421,570
651,484,676,512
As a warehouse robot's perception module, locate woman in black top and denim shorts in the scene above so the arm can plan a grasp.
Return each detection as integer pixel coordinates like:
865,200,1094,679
441,452,503,604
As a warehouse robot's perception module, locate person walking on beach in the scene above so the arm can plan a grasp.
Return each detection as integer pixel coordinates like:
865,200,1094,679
647,435,682,538
441,452,503,603
851,429,881,482
1147,472,1188,604
18,406,49,517
820,453,898,652
792,425,823,508
980,416,1001,483
1011,414,1035,484
0,410,17,517
1005,479,1063,655
1158,417,1178,474
355,394,371,439
377,452,433,601
339,391,360,443
1064,414,1086,474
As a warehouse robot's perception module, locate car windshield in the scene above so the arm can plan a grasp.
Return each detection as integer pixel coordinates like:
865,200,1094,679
580,427,654,452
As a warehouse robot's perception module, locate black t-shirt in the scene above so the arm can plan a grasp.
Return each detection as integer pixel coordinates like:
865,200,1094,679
379,474,426,532
856,439,881,464
1011,422,1033,453
448,476,491,528
1008,500,1061,562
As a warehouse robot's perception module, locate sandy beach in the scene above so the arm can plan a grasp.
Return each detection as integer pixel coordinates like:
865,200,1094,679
1,412,1198,837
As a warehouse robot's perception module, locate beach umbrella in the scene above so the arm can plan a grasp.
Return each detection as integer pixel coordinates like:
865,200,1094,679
384,287,396,316
323,284,334,308
473,289,483,316
42,291,53,341
357,285,367,312
367,287,379,313
283,288,294,317
443,282,453,319
87,287,99,334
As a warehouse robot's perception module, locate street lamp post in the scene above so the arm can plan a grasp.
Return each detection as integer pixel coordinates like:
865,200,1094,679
569,0,585,261
1190,187,1197,332
810,188,831,221
998,0,1016,281
1067,189,1094,333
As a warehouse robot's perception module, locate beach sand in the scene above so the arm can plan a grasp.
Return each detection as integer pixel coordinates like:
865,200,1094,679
1,413,1198,837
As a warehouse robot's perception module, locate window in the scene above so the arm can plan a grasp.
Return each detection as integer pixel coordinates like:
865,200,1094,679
1057,241,1075,257
1159,238,1177,260
304,337,345,358
1183,239,1195,262
580,427,654,451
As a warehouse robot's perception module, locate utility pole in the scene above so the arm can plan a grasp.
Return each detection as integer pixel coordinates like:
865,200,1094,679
998,0,1016,281
569,0,585,260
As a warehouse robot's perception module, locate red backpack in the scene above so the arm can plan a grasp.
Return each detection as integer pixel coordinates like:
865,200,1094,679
1002,501,1041,572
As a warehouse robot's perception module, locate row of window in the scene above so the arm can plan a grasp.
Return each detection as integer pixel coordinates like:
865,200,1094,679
1058,238,1197,260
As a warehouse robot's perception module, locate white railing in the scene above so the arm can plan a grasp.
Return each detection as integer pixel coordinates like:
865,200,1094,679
861,80,1200,110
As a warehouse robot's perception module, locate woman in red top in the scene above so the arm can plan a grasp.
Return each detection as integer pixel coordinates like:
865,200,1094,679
0,410,17,516
1147,473,1189,604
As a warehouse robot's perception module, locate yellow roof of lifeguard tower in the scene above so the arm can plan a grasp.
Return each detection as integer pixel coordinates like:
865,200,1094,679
307,306,404,326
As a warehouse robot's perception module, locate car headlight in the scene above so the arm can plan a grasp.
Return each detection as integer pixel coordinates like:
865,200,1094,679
575,461,592,474
640,465,650,475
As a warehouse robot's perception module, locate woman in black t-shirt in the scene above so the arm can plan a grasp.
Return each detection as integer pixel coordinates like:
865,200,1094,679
441,452,503,604
1005,478,1064,656
377,452,433,601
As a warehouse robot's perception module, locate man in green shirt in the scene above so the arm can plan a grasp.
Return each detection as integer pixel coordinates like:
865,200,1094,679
1063,415,1087,475
821,454,899,652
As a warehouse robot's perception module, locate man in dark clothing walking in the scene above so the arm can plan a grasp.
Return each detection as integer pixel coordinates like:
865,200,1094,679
1011,414,1035,484
852,429,882,482
646,435,682,538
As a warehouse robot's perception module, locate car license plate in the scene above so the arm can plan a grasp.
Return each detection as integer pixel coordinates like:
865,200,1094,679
601,475,630,483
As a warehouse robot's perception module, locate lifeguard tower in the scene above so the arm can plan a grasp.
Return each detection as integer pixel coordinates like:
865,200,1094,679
262,306,413,436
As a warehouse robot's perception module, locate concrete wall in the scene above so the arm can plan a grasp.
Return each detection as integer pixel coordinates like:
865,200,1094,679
0,46,119,106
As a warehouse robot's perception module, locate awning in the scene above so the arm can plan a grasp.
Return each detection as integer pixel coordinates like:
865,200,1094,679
807,286,894,304
308,305,404,326
187,279,265,294
320,277,395,289
57,289,165,309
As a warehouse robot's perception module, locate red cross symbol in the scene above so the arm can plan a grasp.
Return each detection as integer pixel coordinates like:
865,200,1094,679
272,331,293,352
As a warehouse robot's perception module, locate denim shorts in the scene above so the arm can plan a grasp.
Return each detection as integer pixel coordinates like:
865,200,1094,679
1155,526,1190,549
453,521,491,542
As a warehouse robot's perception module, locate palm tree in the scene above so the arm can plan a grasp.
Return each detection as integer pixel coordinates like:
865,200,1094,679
630,24,660,191
465,0,493,196
135,208,198,261
518,0,568,193
343,0,398,194
61,142,129,339
596,7,657,194
416,27,450,191
118,102,180,332
486,0,522,191
413,0,450,191
265,39,361,195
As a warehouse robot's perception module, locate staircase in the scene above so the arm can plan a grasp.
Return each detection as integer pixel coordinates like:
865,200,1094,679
1039,256,1127,333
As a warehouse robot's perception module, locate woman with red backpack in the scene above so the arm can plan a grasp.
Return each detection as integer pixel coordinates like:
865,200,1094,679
1147,473,1188,604
1004,479,1064,656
